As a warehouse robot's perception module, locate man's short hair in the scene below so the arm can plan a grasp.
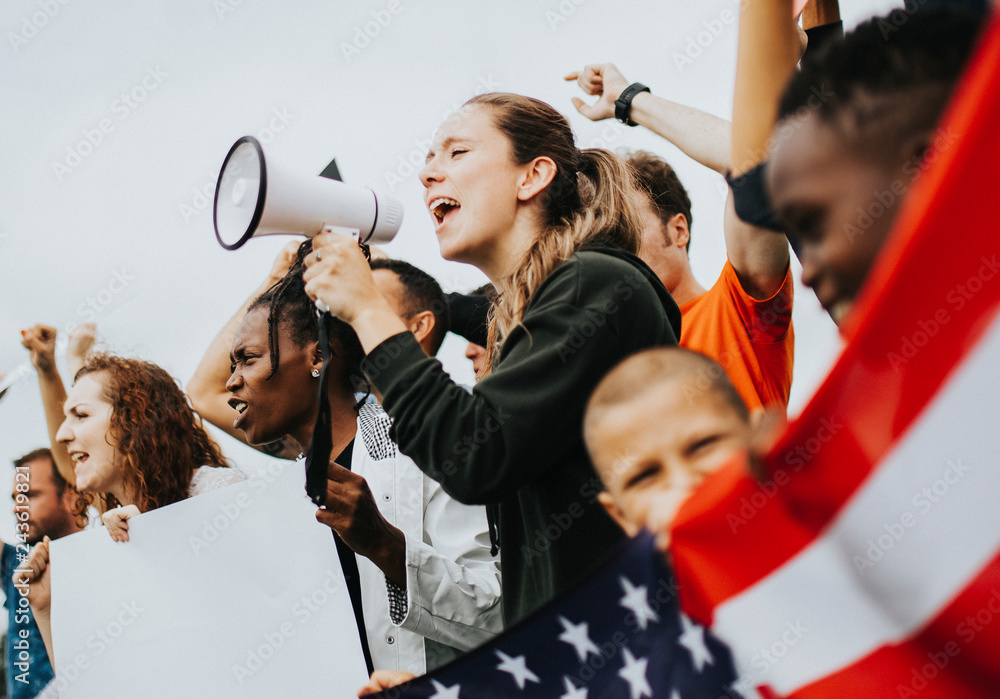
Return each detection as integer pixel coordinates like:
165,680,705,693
586,347,749,442
370,258,449,354
13,448,67,496
625,150,694,252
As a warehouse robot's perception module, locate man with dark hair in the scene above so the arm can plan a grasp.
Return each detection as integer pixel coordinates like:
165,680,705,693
369,259,449,357
624,151,703,300
2,448,84,698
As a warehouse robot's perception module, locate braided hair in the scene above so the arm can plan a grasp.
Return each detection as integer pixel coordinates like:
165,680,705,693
248,240,371,405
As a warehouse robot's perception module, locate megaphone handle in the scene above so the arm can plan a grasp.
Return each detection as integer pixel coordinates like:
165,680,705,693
311,224,370,315
313,224,338,316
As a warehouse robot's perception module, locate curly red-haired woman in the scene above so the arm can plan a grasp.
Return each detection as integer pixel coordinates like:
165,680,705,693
57,353,243,537
23,352,243,666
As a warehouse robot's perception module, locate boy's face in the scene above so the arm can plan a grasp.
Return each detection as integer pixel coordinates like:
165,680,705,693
768,114,905,325
590,379,750,542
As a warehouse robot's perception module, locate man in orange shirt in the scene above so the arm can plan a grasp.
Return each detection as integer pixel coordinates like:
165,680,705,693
567,64,793,413
628,151,793,413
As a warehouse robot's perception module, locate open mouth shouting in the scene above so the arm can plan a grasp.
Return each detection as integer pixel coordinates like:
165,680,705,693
428,197,461,229
228,397,249,429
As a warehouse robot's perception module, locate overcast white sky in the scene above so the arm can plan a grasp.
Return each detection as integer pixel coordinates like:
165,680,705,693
0,0,900,547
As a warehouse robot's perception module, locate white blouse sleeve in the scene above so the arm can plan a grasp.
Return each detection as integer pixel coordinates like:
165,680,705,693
188,465,247,496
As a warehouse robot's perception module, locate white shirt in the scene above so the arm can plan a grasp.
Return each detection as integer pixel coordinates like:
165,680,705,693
333,404,502,674
188,465,246,495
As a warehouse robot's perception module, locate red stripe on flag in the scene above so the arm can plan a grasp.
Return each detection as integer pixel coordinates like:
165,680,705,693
774,548,1000,698
673,12,1000,616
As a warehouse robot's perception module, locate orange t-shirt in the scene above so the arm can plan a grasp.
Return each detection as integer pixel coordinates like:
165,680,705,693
679,260,794,414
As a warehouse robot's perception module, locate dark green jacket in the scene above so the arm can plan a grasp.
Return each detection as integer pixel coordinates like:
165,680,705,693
362,245,681,626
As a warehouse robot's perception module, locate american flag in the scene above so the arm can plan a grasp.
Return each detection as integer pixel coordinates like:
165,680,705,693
375,532,742,698
671,13,1000,698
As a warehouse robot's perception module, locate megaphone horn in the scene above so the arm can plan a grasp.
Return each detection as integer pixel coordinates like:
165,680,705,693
213,136,403,251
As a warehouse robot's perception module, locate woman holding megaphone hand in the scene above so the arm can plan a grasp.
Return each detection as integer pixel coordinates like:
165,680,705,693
303,92,681,626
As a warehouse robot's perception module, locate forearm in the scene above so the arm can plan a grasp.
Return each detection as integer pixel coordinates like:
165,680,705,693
363,333,519,504
37,368,73,485
66,356,86,382
34,609,55,666
801,0,840,30
629,92,732,175
349,304,411,356
368,525,407,589
189,278,270,403
731,0,799,176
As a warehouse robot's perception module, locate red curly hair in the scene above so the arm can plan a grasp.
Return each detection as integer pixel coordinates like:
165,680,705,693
75,353,230,514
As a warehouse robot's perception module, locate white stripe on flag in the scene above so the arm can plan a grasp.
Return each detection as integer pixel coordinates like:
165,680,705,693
715,310,1000,694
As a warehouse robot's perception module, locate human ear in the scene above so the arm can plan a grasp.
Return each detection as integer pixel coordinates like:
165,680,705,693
407,310,435,344
310,344,324,374
598,491,640,537
516,156,558,202
667,213,690,249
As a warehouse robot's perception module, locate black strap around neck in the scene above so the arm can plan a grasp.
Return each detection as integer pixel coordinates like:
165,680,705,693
304,312,374,675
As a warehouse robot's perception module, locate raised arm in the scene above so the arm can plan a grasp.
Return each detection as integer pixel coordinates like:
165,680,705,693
565,63,732,175
65,323,96,381
20,537,54,666
21,326,74,485
565,61,790,298
724,0,802,297
187,241,302,460
802,0,841,35
731,0,800,177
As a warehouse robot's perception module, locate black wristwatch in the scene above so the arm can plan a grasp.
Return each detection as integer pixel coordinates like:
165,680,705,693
614,82,651,126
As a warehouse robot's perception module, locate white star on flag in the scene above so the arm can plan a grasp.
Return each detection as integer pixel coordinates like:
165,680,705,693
678,613,714,672
618,647,652,699
560,675,588,699
495,649,540,689
557,615,602,662
618,576,659,630
428,679,461,699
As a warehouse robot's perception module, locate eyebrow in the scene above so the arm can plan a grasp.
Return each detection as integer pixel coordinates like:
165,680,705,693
426,135,472,160
231,343,262,361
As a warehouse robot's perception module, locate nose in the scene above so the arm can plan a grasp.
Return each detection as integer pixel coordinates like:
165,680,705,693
55,417,72,444
419,156,442,189
798,247,820,291
465,342,478,360
225,369,242,393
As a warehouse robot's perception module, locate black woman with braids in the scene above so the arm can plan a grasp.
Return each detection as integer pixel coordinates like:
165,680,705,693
188,241,502,676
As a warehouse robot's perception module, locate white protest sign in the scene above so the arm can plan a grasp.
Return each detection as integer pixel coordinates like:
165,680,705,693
48,461,368,698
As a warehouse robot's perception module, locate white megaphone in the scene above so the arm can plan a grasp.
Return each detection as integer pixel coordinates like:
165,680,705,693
213,135,403,251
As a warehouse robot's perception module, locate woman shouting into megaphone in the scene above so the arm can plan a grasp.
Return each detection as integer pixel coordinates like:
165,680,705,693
303,92,681,626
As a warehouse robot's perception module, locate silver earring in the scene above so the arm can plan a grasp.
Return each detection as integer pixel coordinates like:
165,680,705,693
311,369,321,378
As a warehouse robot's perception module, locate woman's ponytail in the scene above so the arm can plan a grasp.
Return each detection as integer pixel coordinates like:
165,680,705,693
465,94,645,374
